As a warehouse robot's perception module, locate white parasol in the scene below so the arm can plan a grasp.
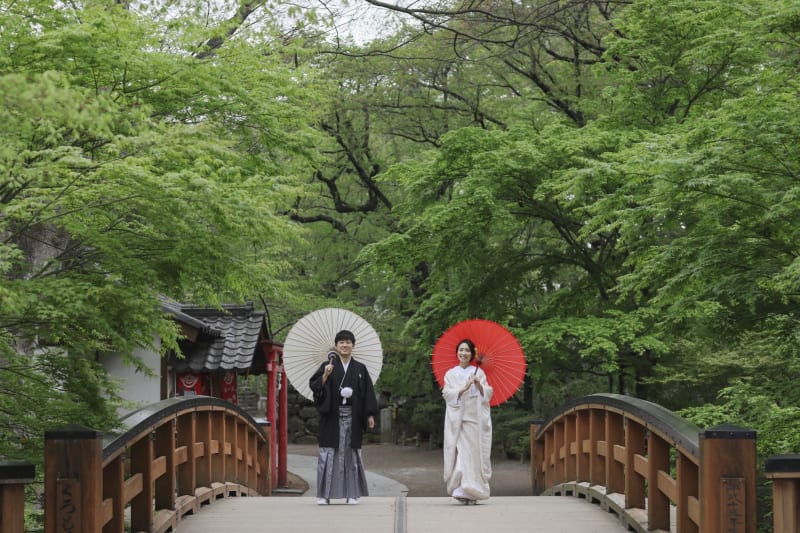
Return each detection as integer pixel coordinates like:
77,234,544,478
282,308,383,401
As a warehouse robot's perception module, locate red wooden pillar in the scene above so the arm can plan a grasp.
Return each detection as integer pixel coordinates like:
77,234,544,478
263,341,278,488
261,340,285,489
44,426,103,533
278,364,288,487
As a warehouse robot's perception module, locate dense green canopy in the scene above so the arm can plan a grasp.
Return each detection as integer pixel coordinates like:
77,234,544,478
0,1,315,469
1,4,799,528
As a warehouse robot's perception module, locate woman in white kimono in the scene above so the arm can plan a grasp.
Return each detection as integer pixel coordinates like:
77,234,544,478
442,338,493,504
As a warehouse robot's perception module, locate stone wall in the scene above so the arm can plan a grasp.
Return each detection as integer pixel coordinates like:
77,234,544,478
238,382,321,444
237,386,260,415
238,381,389,445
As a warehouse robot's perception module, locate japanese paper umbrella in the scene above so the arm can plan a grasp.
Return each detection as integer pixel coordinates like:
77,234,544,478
282,308,383,401
431,319,526,407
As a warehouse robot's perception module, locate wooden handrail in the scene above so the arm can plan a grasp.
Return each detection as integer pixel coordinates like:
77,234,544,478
44,396,272,533
531,393,757,533
7,393,785,532
765,454,800,533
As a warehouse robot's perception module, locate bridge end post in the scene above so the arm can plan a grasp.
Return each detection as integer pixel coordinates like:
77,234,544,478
699,424,757,533
530,419,545,495
765,454,800,533
44,425,103,533
257,418,272,496
0,460,35,533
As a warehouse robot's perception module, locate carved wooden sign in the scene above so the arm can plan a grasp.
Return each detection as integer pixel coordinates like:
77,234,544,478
56,476,81,533
721,477,746,533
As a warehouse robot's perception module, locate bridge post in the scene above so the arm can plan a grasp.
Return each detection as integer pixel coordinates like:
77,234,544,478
176,411,198,498
765,454,800,533
699,424,757,533
624,417,645,510
588,409,605,488
257,418,272,496
648,429,671,530
575,411,590,484
0,460,35,533
605,411,624,494
530,419,544,494
44,425,103,533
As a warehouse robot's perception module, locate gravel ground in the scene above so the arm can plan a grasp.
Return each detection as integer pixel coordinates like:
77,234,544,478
287,442,533,497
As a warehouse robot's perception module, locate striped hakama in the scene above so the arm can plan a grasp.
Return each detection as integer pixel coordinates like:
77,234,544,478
316,406,369,500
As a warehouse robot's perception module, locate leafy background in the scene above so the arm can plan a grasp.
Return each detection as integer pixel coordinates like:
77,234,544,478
1,1,799,529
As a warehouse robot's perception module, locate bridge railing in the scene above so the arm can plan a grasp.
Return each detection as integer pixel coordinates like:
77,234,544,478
765,454,800,533
4,394,797,532
37,396,271,533
529,394,800,532
0,460,36,533
530,393,761,533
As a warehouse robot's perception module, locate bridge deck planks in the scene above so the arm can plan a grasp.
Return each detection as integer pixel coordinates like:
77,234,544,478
176,496,628,533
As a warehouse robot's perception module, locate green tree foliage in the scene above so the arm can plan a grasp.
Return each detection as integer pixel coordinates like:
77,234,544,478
356,0,800,463
0,1,318,467
1,4,799,525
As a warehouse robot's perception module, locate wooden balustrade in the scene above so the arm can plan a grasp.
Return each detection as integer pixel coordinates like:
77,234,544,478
765,454,800,533
5,394,793,532
531,393,757,533
43,396,271,533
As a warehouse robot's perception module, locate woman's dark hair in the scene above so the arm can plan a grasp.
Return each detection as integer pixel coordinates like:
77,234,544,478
334,330,356,345
456,338,476,361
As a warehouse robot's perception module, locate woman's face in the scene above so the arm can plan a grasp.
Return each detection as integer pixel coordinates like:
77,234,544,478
456,343,473,366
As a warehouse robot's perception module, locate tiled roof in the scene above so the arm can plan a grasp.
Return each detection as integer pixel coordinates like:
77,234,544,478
163,298,267,374
159,295,222,336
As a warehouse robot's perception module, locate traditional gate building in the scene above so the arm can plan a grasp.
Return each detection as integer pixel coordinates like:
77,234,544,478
97,295,288,488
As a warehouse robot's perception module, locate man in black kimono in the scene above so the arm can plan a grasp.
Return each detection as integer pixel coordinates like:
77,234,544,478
309,329,378,505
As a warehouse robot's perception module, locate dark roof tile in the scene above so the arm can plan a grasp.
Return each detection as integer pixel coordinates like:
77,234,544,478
164,299,266,373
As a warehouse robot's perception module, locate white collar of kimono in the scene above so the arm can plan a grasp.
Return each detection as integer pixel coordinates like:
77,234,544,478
455,365,479,395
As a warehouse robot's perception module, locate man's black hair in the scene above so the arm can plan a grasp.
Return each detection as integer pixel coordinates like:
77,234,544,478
335,330,356,345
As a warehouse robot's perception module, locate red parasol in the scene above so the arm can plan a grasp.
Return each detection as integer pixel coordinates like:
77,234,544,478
432,319,526,407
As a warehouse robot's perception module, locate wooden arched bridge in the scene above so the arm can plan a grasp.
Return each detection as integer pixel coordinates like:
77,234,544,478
2,394,799,532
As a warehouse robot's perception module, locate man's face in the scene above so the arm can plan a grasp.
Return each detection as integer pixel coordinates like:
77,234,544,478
336,339,354,357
